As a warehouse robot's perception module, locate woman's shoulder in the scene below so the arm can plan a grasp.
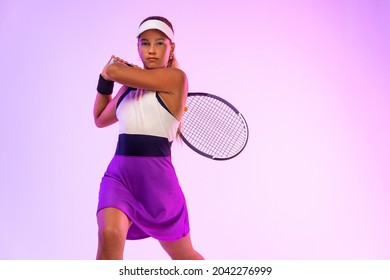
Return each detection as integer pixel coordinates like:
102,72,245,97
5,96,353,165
170,68,187,87
164,67,187,80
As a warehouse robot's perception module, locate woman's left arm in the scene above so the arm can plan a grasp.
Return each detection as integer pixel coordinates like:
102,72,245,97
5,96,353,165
106,63,186,94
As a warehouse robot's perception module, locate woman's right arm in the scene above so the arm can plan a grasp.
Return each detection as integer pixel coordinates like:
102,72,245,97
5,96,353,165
93,85,128,128
93,56,130,128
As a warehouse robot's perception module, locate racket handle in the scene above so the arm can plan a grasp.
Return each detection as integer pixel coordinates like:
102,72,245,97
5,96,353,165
109,57,134,67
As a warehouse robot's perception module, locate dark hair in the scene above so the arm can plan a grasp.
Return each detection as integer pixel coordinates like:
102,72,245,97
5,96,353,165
139,16,174,34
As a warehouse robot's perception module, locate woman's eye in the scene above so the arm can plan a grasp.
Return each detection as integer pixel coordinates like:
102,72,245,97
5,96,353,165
141,42,150,46
156,41,165,46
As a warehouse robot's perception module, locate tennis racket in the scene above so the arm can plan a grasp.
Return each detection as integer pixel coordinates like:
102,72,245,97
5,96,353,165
180,92,249,160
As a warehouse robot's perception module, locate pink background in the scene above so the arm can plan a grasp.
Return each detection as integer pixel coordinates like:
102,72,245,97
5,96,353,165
0,0,389,259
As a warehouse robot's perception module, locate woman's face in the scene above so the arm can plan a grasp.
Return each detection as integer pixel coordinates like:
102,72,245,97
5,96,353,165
138,29,174,69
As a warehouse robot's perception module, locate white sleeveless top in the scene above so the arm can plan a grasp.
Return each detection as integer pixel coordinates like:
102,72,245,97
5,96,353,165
116,89,180,142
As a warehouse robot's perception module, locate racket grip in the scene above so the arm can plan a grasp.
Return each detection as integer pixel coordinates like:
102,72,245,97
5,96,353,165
109,57,134,67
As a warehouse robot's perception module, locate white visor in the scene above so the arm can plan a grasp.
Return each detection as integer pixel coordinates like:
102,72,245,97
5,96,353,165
137,19,175,42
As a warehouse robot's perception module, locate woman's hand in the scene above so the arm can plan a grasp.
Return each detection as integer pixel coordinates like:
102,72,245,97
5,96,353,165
101,55,130,80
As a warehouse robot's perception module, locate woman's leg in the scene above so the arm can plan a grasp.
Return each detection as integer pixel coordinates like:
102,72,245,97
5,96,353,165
159,233,204,260
96,207,132,260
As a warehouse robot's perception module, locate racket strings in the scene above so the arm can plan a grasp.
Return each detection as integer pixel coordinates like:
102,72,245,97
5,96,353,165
181,95,248,159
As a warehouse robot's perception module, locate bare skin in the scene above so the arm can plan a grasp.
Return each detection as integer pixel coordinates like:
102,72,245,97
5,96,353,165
94,29,204,260
159,234,204,260
96,208,131,260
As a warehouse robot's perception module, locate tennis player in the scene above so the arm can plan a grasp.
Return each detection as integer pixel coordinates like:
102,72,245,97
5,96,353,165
93,16,204,260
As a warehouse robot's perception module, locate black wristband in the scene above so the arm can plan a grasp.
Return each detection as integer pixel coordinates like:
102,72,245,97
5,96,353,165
97,74,114,95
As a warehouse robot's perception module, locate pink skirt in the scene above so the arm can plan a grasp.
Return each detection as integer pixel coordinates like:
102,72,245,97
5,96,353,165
97,154,190,241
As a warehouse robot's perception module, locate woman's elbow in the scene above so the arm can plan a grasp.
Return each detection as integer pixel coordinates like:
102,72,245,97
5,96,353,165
94,117,105,128
94,116,116,128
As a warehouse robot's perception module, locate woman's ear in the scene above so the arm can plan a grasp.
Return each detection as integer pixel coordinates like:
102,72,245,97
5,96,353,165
170,42,175,54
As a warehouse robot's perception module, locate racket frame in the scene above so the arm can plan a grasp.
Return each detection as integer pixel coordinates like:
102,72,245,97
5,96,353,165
179,92,249,160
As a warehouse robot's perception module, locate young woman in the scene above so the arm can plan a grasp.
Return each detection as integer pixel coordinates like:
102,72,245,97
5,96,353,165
93,16,204,260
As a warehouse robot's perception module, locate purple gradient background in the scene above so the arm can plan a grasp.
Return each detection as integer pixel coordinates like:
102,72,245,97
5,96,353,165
0,0,389,259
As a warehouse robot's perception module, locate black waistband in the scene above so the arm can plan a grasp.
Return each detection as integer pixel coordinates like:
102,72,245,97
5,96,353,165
115,134,172,157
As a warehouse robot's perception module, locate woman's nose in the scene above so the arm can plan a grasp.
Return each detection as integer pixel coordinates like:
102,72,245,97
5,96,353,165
148,45,156,54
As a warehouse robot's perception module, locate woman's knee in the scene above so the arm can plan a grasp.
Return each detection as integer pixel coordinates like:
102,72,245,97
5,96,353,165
166,248,204,260
97,208,131,244
159,234,204,260
98,225,127,245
